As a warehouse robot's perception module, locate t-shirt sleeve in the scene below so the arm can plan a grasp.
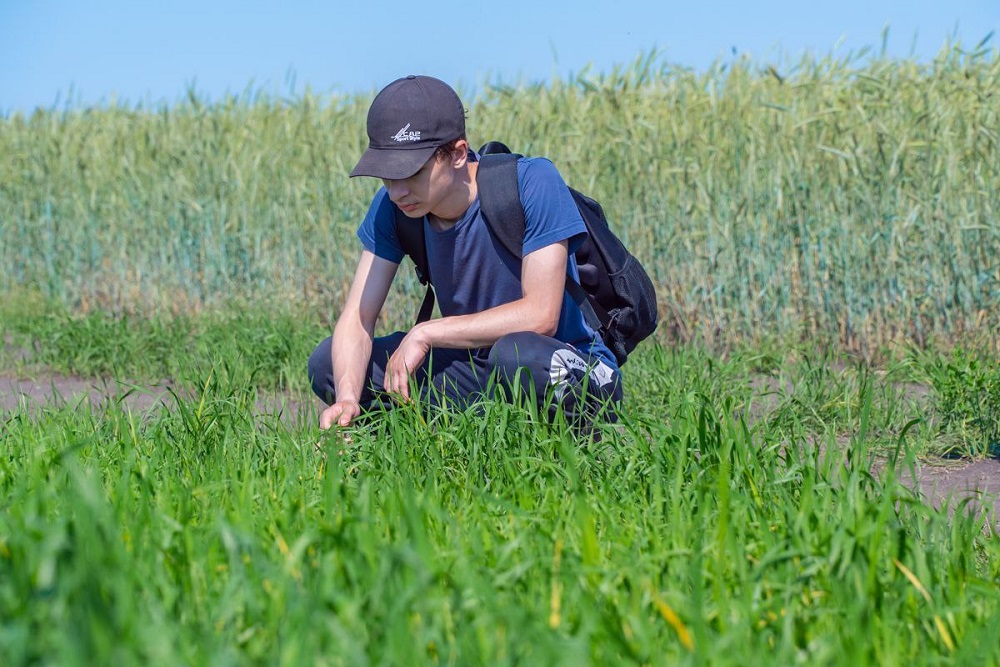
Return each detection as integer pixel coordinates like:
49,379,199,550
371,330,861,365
518,158,587,256
356,187,405,264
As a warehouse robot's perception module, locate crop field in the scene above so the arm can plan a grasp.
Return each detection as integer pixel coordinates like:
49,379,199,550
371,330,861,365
2,49,1000,665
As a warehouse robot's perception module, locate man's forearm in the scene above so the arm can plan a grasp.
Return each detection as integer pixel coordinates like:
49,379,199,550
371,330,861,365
331,318,373,404
412,241,567,350
417,297,558,350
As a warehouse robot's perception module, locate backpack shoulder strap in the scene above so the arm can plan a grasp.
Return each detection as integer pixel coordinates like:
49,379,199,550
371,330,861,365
393,205,436,324
476,153,525,259
478,152,605,335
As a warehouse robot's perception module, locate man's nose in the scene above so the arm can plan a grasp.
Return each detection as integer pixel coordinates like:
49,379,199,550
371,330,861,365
386,179,408,201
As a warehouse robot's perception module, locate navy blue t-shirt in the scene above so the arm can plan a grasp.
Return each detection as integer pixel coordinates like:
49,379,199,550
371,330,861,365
356,156,618,369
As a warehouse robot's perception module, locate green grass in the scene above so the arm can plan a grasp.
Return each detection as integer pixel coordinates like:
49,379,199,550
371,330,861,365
0,292,327,393
2,313,998,665
2,344,998,666
907,346,1000,458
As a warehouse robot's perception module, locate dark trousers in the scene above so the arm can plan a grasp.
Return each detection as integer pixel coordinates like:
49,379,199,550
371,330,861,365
308,331,622,425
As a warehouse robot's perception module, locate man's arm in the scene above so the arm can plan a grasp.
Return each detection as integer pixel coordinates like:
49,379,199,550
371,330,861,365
320,249,398,429
384,240,568,398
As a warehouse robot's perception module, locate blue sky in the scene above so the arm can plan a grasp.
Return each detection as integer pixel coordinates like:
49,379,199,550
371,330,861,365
0,0,996,114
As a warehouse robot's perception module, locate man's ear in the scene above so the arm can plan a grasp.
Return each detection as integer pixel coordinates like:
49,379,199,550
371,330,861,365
450,139,470,168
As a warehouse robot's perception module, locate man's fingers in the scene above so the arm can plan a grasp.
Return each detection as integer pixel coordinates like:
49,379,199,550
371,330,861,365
394,372,411,401
320,403,357,430
339,404,358,427
386,355,411,401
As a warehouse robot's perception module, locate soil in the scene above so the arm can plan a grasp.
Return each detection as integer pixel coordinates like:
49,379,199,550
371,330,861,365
1,357,996,529
0,373,317,428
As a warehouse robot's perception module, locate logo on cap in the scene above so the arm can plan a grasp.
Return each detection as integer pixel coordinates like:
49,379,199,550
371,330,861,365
391,123,421,143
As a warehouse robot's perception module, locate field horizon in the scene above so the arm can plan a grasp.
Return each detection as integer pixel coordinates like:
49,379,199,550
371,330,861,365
3,47,999,353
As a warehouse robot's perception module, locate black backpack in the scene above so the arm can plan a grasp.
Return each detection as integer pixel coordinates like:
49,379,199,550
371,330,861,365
393,141,658,365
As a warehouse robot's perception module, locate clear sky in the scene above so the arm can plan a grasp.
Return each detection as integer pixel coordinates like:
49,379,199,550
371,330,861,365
0,0,996,114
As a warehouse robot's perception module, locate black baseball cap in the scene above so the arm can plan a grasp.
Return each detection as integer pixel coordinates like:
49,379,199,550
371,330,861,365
350,75,466,180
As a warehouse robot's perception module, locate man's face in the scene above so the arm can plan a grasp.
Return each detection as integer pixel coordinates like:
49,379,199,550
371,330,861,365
382,146,462,219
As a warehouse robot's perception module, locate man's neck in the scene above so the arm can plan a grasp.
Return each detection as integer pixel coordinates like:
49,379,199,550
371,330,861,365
428,162,479,231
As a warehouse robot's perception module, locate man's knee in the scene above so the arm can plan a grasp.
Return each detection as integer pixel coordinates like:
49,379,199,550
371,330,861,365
488,331,547,372
488,331,621,401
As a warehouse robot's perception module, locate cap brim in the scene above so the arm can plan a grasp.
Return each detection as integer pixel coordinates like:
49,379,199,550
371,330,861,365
350,145,437,179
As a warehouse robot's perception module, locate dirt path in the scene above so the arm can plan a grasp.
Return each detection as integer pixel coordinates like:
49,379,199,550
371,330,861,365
2,369,996,527
901,458,1000,519
0,373,319,428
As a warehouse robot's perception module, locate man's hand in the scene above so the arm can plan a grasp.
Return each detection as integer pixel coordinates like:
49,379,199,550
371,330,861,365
319,400,362,430
385,325,431,401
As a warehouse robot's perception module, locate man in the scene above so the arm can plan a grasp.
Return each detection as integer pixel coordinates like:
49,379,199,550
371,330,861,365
308,75,621,432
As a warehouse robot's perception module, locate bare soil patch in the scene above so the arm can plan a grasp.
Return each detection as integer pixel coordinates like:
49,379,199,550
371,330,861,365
0,372,318,428
899,457,1000,519
746,371,998,527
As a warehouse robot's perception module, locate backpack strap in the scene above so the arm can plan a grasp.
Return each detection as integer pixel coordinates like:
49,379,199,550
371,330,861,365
393,206,436,324
476,152,605,336
476,153,525,259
